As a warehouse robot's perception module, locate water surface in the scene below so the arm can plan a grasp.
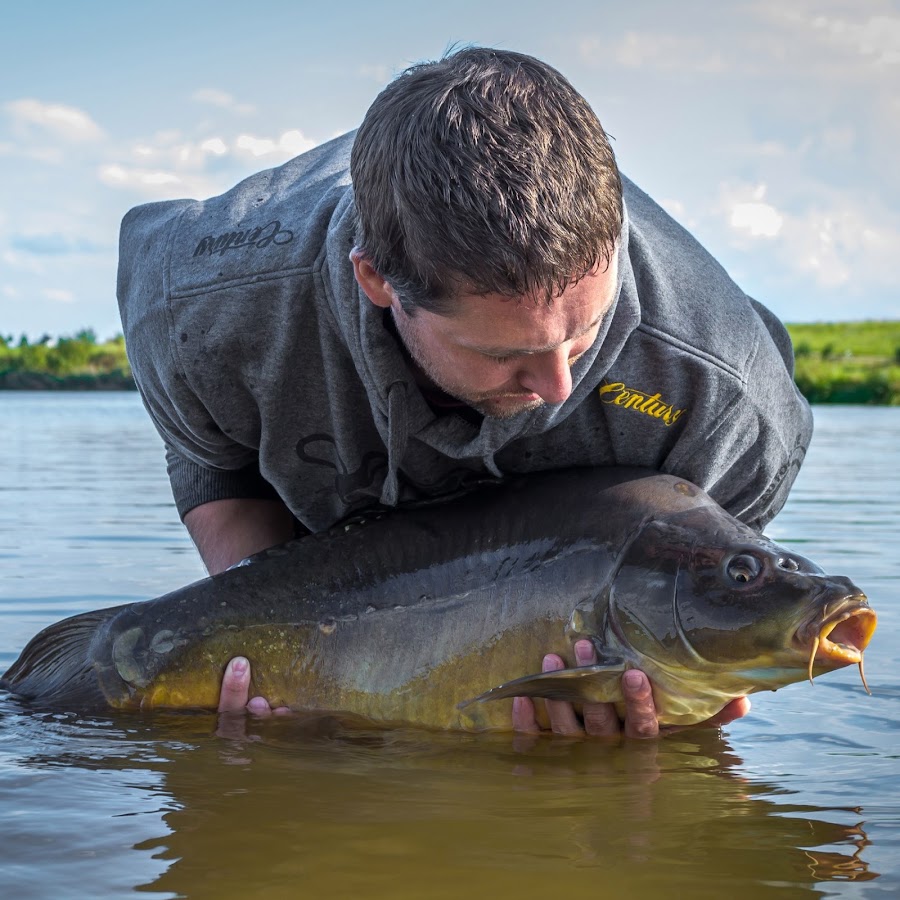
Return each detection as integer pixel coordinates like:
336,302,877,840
2,394,898,899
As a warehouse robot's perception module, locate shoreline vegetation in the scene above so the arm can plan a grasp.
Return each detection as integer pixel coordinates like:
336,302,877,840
2,322,899,404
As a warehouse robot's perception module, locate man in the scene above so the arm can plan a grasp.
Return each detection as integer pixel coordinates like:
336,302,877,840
118,48,811,738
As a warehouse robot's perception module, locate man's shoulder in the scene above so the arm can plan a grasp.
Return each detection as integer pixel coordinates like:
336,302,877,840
119,131,356,301
622,176,781,381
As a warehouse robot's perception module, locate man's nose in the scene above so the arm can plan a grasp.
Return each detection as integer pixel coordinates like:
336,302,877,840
518,348,574,405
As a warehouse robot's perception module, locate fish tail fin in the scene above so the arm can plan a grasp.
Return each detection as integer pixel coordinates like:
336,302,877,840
1,610,117,708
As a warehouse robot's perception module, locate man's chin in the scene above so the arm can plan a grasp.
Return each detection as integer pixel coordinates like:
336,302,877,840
474,394,546,420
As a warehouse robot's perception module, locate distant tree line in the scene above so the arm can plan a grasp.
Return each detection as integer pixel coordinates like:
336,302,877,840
1,322,898,402
0,330,134,389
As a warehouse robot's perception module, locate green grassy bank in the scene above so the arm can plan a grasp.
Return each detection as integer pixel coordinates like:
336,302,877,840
2,323,899,403
786,321,900,405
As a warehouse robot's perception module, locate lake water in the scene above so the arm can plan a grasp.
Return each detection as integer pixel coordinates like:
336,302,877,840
1,393,898,899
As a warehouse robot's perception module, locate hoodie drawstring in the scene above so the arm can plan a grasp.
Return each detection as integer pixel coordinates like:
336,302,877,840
380,381,409,506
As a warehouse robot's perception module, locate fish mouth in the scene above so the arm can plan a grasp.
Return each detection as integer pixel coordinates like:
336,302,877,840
796,596,877,693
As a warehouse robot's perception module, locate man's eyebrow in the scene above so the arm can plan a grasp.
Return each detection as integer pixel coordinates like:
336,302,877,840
470,313,606,357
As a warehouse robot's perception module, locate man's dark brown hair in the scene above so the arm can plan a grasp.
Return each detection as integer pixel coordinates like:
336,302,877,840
351,46,623,315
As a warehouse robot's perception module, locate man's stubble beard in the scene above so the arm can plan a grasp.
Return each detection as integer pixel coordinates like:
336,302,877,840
391,308,545,421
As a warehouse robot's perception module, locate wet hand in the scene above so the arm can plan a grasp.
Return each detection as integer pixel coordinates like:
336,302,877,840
216,656,291,730
511,639,750,738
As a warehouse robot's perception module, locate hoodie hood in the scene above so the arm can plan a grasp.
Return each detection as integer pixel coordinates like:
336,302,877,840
322,187,641,505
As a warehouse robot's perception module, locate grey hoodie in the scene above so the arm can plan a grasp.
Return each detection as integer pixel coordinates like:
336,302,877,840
117,131,812,534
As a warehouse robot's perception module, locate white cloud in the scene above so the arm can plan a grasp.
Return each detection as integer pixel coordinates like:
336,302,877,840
5,99,105,142
812,13,900,66
98,164,183,191
234,129,315,159
279,130,316,156
200,137,228,155
191,88,255,114
717,179,900,290
43,287,75,303
722,183,785,239
2,285,19,298
582,4,900,85
234,134,273,157
98,126,319,199
126,133,232,169
750,1,900,77
730,202,784,238
780,205,900,288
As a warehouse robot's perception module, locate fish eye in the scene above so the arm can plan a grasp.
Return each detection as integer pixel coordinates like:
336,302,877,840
778,556,800,572
726,554,762,584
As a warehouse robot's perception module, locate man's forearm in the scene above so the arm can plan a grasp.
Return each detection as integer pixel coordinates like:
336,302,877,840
183,497,296,575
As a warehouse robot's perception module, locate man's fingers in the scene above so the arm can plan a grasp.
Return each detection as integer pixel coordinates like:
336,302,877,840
216,657,292,738
542,654,584,736
581,702,623,736
215,656,253,739
247,695,273,717
511,651,667,741
700,696,751,729
572,639,622,737
218,656,252,712
511,696,541,734
245,697,291,716
621,669,659,739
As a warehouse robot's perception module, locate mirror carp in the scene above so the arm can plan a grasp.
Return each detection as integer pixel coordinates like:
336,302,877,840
0,468,876,730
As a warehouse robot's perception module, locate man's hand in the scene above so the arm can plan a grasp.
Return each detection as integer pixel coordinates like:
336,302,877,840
217,656,290,717
511,639,750,738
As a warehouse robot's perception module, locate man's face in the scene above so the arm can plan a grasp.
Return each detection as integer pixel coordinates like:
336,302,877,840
389,257,618,419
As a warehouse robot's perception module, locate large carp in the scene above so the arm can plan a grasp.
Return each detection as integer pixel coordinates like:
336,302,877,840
0,468,876,730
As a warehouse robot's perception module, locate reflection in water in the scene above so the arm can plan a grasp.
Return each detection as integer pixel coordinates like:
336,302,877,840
801,824,874,884
3,702,875,899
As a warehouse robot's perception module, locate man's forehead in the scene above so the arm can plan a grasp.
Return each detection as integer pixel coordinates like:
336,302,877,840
466,309,607,356
453,265,618,354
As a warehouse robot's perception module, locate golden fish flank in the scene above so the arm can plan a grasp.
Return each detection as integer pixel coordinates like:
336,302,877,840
598,381,686,426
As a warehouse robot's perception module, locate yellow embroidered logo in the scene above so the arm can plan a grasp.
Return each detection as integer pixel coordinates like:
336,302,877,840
598,381,686,427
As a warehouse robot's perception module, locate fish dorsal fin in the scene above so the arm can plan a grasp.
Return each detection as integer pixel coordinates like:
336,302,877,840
458,661,626,708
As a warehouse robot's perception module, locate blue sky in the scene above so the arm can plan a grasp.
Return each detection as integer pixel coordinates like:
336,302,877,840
1,0,898,339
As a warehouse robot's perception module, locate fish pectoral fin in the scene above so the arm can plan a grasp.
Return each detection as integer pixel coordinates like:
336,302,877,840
457,662,626,709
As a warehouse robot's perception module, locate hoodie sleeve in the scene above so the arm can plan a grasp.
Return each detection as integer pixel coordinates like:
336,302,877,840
117,201,276,519
164,447,281,520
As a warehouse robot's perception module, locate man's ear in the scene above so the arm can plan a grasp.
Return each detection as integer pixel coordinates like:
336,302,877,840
350,248,396,309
